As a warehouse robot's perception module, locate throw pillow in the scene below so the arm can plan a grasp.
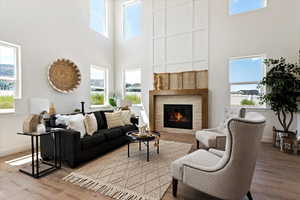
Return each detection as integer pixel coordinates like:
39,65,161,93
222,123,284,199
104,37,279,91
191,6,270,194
120,110,132,125
55,114,70,126
84,113,98,136
105,111,125,129
68,114,86,138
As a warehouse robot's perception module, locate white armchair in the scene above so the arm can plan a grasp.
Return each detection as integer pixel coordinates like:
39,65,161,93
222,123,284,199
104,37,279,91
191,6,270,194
195,107,246,150
171,112,266,200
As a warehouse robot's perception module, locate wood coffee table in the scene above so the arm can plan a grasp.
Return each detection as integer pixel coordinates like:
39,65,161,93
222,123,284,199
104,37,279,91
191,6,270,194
126,130,160,162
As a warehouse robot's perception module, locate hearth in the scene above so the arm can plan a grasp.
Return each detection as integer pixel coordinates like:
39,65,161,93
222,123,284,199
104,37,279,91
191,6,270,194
164,104,193,129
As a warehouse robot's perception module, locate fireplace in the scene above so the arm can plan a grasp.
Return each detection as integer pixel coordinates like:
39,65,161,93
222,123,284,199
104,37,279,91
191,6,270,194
164,104,193,129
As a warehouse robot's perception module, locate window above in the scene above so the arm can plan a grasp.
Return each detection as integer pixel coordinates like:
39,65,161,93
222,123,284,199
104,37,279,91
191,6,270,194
229,56,265,107
0,41,21,113
229,0,267,15
123,1,142,40
90,65,107,106
90,0,108,37
124,68,141,105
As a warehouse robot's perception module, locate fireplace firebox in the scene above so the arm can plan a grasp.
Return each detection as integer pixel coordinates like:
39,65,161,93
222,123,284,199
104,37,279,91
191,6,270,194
164,104,193,129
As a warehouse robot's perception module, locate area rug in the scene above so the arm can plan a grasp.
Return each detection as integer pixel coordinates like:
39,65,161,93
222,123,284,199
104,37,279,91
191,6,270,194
63,140,192,200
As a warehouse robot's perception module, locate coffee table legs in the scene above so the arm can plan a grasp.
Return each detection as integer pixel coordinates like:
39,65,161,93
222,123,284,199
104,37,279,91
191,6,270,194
128,140,159,162
147,141,149,162
139,141,141,151
128,143,130,158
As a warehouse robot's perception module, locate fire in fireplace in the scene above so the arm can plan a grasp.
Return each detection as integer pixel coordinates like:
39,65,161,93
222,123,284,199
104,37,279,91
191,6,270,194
164,104,193,129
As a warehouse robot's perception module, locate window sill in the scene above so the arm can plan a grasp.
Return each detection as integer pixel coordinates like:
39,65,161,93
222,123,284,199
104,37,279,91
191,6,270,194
90,105,112,109
231,105,270,112
0,109,16,115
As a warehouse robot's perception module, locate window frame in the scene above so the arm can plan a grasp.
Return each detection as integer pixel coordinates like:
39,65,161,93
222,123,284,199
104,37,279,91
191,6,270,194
228,54,266,108
123,67,142,106
122,0,142,40
0,40,21,113
229,0,267,16
90,65,108,108
90,0,109,37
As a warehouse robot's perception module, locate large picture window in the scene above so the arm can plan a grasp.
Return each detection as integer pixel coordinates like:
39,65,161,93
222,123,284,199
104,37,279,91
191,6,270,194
124,68,141,105
229,0,267,15
123,0,141,40
90,65,107,106
229,55,265,107
0,41,21,113
90,0,108,36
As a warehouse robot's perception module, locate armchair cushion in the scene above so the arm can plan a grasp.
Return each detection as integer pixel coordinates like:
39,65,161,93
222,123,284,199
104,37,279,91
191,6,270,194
171,149,221,181
208,148,225,158
195,130,225,148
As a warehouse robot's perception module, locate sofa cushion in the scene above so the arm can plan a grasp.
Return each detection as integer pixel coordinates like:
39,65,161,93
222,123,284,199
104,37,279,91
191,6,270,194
171,149,221,181
100,128,124,140
120,125,137,134
80,132,106,151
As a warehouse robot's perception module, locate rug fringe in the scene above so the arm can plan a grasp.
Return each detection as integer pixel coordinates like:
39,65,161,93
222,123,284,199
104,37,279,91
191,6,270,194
63,172,157,200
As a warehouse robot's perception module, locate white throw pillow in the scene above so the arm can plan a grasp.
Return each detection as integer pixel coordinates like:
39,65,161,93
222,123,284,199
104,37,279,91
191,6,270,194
105,112,125,129
68,114,86,138
84,113,98,136
55,114,70,126
120,110,132,125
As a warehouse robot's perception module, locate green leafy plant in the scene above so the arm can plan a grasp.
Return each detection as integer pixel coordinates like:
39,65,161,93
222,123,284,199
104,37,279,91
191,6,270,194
259,56,300,132
108,94,117,107
240,99,255,106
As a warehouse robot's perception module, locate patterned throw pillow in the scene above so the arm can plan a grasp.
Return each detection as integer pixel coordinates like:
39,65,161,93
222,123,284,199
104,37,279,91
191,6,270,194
120,110,132,125
84,113,98,136
105,112,125,129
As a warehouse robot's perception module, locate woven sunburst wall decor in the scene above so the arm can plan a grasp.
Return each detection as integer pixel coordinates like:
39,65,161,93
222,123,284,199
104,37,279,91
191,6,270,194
48,59,81,93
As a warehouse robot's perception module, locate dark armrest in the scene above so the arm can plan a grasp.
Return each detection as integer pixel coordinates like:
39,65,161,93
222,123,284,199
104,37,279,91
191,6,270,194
60,129,81,168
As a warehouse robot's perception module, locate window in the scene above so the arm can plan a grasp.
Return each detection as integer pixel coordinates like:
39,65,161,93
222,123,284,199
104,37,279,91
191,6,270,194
123,1,141,40
124,68,141,105
90,66,107,106
90,0,108,36
229,0,267,15
0,41,21,113
229,56,265,107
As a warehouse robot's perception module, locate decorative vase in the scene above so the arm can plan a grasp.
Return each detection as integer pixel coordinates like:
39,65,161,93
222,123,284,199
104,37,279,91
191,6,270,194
49,103,56,115
37,123,46,133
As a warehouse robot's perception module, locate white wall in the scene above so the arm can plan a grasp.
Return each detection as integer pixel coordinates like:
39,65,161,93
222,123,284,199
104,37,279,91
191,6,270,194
208,0,300,142
0,0,115,156
152,0,208,73
114,0,300,142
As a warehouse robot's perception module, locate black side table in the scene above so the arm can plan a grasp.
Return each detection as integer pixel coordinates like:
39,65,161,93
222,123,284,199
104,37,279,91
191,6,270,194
17,129,62,178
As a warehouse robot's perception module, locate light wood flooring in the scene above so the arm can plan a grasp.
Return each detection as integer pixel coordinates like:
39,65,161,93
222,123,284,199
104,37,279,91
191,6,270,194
0,132,300,200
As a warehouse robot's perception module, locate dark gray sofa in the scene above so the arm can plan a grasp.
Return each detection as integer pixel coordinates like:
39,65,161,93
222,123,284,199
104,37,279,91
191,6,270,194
40,110,138,168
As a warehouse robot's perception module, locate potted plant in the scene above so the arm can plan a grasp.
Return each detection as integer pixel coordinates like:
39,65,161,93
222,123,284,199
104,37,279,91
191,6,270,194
109,94,117,109
259,53,300,149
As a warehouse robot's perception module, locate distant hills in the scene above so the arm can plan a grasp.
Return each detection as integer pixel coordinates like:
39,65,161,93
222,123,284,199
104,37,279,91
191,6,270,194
0,64,14,77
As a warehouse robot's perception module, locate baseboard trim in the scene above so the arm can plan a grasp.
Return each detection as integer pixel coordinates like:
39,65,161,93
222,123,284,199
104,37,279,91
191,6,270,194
0,145,30,158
